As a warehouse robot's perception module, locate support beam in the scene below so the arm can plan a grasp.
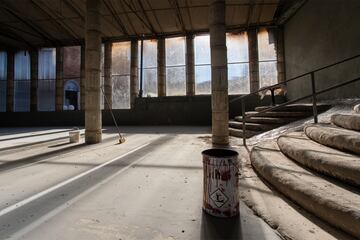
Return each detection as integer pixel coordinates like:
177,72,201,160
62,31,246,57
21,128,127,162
80,45,85,110
55,47,64,111
276,27,286,83
30,49,38,112
157,37,166,97
248,28,259,92
209,0,229,146
6,51,14,112
103,42,112,109
186,34,195,96
85,0,102,144
130,39,139,107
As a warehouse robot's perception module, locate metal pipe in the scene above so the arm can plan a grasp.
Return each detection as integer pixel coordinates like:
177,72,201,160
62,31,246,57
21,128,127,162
241,99,246,146
270,89,276,106
311,72,318,123
138,38,144,98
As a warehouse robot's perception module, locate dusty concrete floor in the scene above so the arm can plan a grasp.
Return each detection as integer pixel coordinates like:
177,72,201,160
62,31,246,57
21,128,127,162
0,126,281,240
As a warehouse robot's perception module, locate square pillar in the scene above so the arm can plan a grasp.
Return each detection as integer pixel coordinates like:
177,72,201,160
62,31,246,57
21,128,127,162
276,27,286,83
130,39,139,107
6,51,14,112
103,41,112,109
80,45,86,110
186,34,195,96
157,37,166,97
248,28,259,92
55,47,64,111
30,49,38,112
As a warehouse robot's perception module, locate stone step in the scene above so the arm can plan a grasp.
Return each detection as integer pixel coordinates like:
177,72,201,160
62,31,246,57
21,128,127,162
255,104,330,113
278,131,360,186
235,116,297,124
229,121,278,131
304,124,360,155
229,127,263,138
331,114,360,131
251,141,360,239
245,111,311,118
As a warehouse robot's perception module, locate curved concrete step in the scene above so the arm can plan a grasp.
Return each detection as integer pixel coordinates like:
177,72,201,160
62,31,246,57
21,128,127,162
331,114,360,131
229,127,262,138
235,116,296,124
278,132,360,186
354,104,360,114
251,141,360,239
255,104,330,113
245,111,311,118
304,124,360,155
229,121,278,131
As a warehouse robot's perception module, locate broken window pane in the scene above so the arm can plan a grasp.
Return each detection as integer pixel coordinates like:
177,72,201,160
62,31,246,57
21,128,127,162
14,51,30,112
195,35,211,95
143,68,157,97
38,48,56,111
0,52,7,112
112,42,131,109
63,46,81,110
166,37,186,96
258,28,277,87
139,40,158,97
227,32,250,94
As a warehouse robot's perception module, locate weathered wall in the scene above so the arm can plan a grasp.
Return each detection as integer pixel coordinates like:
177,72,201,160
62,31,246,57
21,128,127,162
284,0,360,100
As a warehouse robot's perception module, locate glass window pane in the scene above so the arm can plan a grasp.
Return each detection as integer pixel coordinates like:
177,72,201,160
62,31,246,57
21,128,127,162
112,42,131,75
143,40,157,68
143,68,157,97
194,35,210,65
195,65,211,95
166,37,185,66
166,67,186,96
227,32,249,63
0,52,7,112
228,63,250,94
259,61,278,88
14,51,30,112
258,28,277,61
63,46,81,79
112,75,130,109
38,48,56,111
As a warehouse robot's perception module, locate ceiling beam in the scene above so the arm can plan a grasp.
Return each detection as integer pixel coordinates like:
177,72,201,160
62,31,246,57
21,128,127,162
168,0,186,33
117,0,138,37
137,0,157,35
184,0,194,32
103,0,129,36
275,0,308,25
145,0,164,34
122,0,156,35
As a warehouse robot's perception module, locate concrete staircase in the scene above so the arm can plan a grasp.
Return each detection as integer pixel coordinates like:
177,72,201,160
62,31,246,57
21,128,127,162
229,104,330,138
250,105,360,238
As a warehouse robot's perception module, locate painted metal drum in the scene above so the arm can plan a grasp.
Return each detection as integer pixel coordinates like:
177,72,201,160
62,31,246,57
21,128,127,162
202,148,239,217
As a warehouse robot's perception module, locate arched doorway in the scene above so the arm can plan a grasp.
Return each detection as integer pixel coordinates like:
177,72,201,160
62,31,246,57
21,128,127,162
64,80,80,110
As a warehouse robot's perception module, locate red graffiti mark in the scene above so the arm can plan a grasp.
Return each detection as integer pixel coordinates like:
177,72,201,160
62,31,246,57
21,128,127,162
221,170,231,181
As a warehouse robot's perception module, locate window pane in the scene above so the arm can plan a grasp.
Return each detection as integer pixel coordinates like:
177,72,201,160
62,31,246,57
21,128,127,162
14,51,30,112
195,65,211,95
259,61,278,88
112,42,131,75
258,28,277,61
166,66,186,96
143,40,157,68
112,75,130,109
0,52,7,112
143,68,157,97
227,32,249,63
38,48,56,111
194,35,210,65
228,63,250,94
166,37,186,66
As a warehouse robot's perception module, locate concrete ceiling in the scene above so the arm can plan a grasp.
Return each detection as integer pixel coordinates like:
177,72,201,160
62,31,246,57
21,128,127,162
0,0,280,49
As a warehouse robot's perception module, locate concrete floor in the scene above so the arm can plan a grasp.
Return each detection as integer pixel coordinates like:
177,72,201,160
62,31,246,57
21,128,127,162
0,126,281,240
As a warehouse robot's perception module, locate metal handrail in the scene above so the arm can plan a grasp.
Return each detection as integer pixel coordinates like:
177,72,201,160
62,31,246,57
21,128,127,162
237,53,360,146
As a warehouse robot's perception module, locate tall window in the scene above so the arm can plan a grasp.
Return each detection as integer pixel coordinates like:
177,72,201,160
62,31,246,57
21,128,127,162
166,37,186,96
194,35,211,95
139,40,157,97
227,32,250,94
38,48,56,111
14,51,30,112
258,28,278,88
112,42,131,109
0,52,7,112
63,46,81,110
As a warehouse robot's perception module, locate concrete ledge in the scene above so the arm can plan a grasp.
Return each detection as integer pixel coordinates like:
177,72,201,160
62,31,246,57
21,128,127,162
278,131,360,186
331,114,360,131
304,124,360,155
251,141,360,239
354,104,360,114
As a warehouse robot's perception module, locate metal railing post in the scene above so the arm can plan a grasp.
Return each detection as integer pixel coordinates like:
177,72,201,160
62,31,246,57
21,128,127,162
270,88,276,106
241,99,246,146
311,72,318,123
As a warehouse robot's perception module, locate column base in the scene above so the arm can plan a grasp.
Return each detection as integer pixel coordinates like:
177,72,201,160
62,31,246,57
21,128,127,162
85,130,102,144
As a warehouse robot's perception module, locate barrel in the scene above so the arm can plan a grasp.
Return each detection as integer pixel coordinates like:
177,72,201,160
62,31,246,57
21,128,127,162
202,148,239,217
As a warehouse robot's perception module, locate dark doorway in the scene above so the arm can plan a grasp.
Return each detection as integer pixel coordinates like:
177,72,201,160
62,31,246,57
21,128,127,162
65,90,78,110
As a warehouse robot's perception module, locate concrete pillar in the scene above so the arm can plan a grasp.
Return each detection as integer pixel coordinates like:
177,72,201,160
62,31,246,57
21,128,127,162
186,34,195,96
80,45,86,110
30,49,38,112
248,28,260,92
209,0,229,146
85,0,102,144
276,27,286,83
6,51,14,112
130,39,139,107
55,47,64,111
157,37,166,97
103,41,112,109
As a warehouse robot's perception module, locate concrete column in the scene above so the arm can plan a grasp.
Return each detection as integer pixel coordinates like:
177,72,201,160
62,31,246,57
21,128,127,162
130,39,139,107
157,37,166,97
6,51,14,112
55,47,64,111
248,28,260,92
85,0,102,144
103,41,112,109
186,34,195,96
80,45,86,110
276,27,286,83
209,0,229,146
30,49,38,112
